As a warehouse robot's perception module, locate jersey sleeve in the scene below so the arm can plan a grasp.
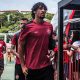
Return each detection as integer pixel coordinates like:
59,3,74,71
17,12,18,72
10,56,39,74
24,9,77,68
11,34,17,45
18,26,31,42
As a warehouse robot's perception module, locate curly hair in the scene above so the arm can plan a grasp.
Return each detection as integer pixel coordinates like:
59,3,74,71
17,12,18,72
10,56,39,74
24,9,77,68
31,2,47,19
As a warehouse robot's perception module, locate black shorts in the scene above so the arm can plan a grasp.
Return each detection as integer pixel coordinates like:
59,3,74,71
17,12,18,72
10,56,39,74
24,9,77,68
15,64,25,80
0,58,4,76
27,65,54,80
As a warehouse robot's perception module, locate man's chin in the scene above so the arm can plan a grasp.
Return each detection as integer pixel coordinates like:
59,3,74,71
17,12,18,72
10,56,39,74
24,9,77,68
40,16,45,19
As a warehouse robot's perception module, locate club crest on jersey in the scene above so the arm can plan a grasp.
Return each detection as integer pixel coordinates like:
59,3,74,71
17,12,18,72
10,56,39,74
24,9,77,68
34,31,38,34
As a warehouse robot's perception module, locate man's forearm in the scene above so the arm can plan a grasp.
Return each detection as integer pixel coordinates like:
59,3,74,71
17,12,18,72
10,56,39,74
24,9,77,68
19,52,25,67
18,41,25,67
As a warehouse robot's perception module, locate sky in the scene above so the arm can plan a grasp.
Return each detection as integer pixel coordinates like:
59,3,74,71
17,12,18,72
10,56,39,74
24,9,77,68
0,0,61,14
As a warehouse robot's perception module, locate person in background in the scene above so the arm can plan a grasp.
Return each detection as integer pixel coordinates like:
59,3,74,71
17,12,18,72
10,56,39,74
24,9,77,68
69,31,80,80
18,2,54,80
0,38,6,79
63,35,71,80
11,18,28,80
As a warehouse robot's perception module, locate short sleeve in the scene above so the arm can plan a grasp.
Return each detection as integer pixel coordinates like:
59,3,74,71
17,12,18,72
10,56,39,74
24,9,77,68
11,34,17,45
18,26,31,42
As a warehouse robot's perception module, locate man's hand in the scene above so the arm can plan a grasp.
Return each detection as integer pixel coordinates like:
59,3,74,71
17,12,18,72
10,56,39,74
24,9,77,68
22,65,28,76
47,50,55,62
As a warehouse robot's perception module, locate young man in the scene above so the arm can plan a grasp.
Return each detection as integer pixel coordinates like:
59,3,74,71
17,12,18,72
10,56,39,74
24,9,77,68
11,18,28,80
18,2,54,80
0,39,6,78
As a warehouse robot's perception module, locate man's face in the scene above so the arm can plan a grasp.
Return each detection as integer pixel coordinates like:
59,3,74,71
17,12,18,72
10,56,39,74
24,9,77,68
35,6,47,19
19,20,27,28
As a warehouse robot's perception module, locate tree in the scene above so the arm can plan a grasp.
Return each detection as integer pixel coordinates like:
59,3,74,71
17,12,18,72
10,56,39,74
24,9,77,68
0,11,54,33
45,13,54,20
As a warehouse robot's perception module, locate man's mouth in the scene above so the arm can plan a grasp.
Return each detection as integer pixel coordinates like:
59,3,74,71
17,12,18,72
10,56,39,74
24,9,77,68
41,13,45,16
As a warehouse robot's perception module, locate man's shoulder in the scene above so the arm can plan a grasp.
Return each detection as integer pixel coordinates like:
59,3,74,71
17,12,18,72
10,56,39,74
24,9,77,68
15,32,20,38
21,20,34,29
44,21,52,26
12,31,20,40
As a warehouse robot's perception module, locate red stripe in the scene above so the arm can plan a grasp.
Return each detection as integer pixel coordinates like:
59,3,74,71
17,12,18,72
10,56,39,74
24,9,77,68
65,10,75,36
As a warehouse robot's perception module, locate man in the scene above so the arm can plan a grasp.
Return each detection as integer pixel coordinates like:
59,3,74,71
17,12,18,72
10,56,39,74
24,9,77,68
11,18,28,80
0,38,6,78
18,2,54,80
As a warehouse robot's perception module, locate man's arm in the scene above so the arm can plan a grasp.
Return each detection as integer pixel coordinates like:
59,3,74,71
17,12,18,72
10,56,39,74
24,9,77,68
18,40,28,75
11,44,19,57
18,40,25,67
18,26,29,75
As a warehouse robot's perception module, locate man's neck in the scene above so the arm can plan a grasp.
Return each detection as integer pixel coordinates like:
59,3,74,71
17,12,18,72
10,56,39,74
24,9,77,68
34,17,44,24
